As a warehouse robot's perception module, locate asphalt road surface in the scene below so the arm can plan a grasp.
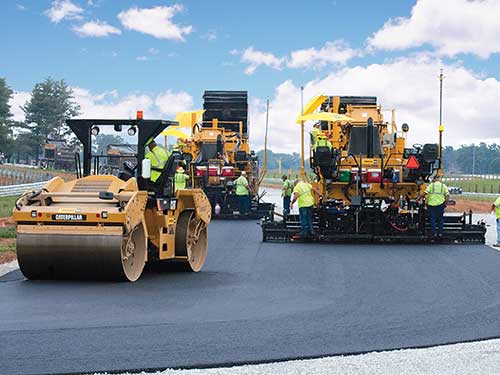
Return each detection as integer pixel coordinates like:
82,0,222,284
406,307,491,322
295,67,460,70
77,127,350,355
2,221,500,375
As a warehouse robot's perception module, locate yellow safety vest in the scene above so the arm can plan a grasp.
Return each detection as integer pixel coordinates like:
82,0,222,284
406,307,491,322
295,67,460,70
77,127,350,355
293,181,314,208
235,176,249,196
145,146,170,182
282,179,293,197
174,172,189,192
313,138,332,151
425,181,449,207
494,196,500,219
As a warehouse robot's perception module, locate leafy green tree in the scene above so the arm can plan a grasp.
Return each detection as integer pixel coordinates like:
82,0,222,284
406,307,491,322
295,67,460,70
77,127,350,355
18,78,81,161
0,78,14,157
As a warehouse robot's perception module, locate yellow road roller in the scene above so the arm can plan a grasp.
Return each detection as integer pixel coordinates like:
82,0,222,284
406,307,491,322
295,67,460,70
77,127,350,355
12,117,211,281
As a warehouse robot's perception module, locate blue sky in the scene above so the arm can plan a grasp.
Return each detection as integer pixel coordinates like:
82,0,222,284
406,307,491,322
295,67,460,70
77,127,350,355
3,0,500,151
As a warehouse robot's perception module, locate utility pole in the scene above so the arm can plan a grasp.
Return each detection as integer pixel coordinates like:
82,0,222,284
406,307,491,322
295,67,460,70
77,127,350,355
300,86,306,180
438,69,445,176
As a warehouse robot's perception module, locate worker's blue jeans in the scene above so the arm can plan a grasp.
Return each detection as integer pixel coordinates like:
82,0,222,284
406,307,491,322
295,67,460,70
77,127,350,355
497,218,500,245
238,195,250,215
283,196,291,216
299,206,314,236
429,204,445,236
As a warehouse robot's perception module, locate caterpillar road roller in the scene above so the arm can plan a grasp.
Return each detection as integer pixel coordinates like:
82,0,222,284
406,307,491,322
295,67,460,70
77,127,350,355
12,116,211,281
178,91,274,219
262,95,486,243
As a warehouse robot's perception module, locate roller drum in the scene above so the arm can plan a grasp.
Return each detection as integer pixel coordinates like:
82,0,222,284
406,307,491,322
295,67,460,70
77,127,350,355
16,224,146,281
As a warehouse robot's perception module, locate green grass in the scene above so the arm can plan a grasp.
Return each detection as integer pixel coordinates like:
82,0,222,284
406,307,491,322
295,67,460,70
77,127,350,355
0,242,15,253
0,226,16,239
0,196,17,218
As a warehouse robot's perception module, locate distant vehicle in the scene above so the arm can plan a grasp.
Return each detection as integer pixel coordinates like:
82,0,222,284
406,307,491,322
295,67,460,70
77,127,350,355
98,144,138,175
448,186,463,195
40,139,79,170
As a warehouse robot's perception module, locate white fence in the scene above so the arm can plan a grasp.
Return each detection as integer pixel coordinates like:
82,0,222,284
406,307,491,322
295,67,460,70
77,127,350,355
0,181,49,198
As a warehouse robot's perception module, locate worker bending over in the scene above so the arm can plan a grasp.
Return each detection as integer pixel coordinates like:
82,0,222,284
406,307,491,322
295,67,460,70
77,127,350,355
235,171,251,215
291,177,321,237
421,175,449,238
174,166,190,192
146,140,170,182
281,175,293,216
492,195,500,248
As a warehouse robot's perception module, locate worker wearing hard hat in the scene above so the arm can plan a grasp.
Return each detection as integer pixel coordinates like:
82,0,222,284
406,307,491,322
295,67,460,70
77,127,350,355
145,140,170,182
421,175,449,238
281,175,293,216
491,195,500,247
290,177,321,237
310,123,321,144
235,171,251,215
174,166,190,192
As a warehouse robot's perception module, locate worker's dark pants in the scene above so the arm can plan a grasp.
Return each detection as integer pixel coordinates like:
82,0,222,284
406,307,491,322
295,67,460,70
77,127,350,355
299,206,314,235
283,196,291,216
238,195,250,215
429,204,445,236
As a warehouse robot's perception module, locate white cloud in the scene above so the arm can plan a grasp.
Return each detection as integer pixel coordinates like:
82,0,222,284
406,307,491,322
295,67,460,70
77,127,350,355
72,20,121,37
241,47,286,75
9,91,31,122
368,0,500,58
287,40,360,69
155,90,193,116
148,48,159,55
201,30,217,41
16,4,26,11
45,0,83,23
117,5,193,41
72,88,155,119
249,55,500,153
236,41,359,74
136,56,148,61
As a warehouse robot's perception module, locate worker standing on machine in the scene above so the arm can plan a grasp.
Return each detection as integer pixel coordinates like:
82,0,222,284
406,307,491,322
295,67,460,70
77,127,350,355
313,134,333,152
281,175,293,216
310,123,321,144
174,166,190,192
422,175,449,238
145,140,170,182
491,195,500,248
235,171,250,215
290,178,320,237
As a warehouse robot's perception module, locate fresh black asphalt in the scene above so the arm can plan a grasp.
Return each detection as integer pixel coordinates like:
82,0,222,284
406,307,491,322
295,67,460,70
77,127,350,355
1,221,500,375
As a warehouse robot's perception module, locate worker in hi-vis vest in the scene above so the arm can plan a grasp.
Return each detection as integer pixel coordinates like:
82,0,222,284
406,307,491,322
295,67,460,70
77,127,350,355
281,175,293,216
421,175,449,238
290,177,321,237
174,166,189,192
491,195,500,248
234,171,251,215
145,140,170,183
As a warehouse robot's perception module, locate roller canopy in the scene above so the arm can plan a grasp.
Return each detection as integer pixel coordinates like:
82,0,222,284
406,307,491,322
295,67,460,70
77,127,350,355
66,118,178,178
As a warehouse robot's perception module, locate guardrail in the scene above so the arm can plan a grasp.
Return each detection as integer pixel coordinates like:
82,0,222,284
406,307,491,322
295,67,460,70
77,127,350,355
0,181,49,197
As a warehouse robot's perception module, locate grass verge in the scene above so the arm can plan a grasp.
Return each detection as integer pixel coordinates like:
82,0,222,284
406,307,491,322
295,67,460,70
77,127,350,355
0,196,16,218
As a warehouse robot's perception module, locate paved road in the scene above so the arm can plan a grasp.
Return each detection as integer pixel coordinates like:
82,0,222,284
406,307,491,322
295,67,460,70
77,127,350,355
2,221,500,375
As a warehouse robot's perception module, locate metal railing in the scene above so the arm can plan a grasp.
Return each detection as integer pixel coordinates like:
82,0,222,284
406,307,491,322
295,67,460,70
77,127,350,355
0,181,49,197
